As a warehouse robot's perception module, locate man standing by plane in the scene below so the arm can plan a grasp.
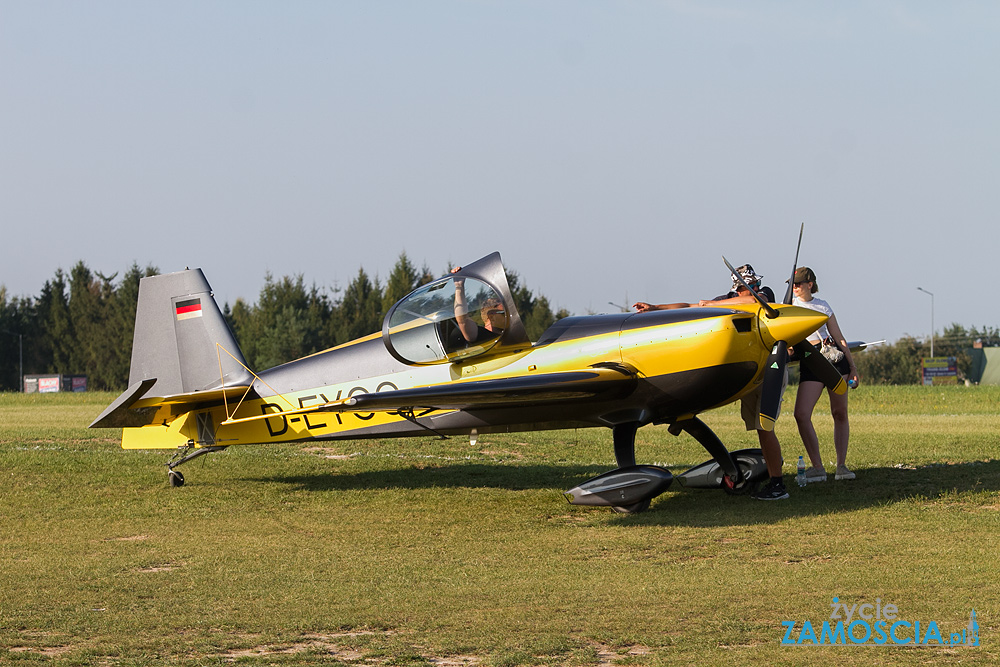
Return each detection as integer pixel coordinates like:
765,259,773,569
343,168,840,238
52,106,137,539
634,264,790,501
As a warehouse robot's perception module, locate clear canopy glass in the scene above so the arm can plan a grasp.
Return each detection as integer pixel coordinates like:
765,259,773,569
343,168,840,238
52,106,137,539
384,276,509,364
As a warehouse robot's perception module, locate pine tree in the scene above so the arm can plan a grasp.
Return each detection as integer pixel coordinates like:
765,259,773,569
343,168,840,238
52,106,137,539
0,287,19,389
335,268,383,343
105,264,158,387
230,274,334,370
38,269,73,376
382,252,421,314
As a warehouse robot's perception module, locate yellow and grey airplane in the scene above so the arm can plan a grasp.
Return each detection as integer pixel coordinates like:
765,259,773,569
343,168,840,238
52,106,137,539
91,251,845,512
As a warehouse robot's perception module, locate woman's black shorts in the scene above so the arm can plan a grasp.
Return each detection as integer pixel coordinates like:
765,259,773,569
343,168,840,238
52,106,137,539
800,354,850,384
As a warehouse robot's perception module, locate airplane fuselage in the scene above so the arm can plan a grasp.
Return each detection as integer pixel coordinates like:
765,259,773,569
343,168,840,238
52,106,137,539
122,304,824,450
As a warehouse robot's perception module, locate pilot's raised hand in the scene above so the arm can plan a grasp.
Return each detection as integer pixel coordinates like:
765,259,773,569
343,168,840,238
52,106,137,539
635,301,692,311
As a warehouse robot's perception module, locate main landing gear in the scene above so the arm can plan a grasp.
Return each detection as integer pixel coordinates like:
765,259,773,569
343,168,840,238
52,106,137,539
562,417,767,513
165,442,228,487
610,422,652,514
667,417,757,496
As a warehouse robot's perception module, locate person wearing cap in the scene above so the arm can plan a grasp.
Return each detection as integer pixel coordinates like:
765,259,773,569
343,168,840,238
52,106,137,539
698,263,776,308
790,266,859,482
632,264,775,312
634,264,791,501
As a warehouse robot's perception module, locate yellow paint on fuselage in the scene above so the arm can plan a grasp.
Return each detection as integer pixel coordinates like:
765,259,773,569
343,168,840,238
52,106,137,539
122,411,196,449
122,367,456,449
620,311,759,378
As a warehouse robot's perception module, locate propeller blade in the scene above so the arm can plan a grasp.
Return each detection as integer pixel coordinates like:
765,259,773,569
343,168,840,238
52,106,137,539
794,341,848,395
782,223,805,305
759,341,788,432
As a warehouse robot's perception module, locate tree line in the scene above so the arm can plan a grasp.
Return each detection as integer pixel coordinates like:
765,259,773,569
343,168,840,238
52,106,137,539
0,253,568,392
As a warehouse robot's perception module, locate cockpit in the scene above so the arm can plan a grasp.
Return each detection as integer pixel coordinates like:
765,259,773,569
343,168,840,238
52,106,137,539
383,275,511,365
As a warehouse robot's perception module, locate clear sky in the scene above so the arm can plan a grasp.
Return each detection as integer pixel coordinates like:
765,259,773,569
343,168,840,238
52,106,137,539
2,1,997,346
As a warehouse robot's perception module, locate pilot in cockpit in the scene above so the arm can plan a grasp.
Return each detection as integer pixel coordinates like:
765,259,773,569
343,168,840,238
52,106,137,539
451,266,505,344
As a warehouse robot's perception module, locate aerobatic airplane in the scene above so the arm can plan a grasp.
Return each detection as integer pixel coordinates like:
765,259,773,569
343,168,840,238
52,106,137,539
91,249,846,512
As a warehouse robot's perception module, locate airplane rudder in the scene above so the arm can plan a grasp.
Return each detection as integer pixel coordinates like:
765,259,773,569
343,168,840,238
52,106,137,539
129,269,251,396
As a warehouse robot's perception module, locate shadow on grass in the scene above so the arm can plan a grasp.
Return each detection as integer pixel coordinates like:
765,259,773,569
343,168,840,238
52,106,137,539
634,458,1000,527
244,458,1000,527
246,462,611,493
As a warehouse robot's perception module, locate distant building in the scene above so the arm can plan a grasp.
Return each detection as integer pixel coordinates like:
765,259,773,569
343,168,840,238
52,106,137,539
968,348,1000,385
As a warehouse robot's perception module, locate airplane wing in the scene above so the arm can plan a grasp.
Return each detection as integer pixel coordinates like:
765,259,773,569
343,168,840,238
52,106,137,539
217,366,638,428
847,340,885,352
331,367,638,412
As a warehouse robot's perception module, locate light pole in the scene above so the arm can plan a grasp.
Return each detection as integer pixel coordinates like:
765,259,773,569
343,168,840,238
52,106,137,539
1,329,23,392
608,292,630,313
916,287,934,357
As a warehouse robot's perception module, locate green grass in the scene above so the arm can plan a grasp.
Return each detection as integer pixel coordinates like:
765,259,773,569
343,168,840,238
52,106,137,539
1,387,998,665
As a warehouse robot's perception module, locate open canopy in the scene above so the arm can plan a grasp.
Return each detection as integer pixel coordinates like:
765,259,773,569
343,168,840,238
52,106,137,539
382,252,531,365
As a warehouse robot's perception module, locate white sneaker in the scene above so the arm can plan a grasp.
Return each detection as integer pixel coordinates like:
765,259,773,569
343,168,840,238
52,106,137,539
805,466,827,483
835,465,856,481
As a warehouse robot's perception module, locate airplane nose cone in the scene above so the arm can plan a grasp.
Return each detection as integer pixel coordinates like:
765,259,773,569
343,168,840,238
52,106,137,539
758,305,829,348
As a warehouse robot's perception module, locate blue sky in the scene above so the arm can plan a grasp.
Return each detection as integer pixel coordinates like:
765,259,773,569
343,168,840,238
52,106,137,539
2,1,998,345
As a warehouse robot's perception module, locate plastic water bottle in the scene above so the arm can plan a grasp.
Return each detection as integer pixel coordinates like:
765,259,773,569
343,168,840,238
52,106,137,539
796,456,807,487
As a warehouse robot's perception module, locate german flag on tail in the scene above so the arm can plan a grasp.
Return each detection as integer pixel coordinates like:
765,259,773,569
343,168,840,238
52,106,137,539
175,298,203,321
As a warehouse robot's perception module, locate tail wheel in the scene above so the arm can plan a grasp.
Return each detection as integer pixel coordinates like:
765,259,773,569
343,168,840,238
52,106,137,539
168,470,185,487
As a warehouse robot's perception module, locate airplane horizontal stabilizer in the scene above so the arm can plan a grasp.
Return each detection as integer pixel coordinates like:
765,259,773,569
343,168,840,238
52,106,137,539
91,381,258,429
90,379,158,428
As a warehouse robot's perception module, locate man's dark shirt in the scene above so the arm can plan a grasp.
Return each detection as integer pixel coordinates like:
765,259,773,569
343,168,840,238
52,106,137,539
712,286,776,303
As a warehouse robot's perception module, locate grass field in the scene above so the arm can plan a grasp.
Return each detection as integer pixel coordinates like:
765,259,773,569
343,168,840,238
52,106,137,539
1,387,998,666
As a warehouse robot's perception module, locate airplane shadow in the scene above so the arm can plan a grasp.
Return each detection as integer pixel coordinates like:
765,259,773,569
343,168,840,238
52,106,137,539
244,458,1000,527
246,462,608,494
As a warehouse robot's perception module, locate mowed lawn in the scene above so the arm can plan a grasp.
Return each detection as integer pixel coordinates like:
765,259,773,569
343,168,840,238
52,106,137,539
1,386,998,666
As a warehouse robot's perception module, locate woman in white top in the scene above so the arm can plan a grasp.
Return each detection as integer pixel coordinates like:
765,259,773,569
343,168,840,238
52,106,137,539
791,267,860,482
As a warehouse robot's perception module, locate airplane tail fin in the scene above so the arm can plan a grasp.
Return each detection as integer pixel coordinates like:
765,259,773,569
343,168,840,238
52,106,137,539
128,268,252,395
91,269,254,430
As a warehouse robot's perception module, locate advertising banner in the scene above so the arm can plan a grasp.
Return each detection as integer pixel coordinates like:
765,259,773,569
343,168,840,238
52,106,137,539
38,376,60,393
921,357,957,386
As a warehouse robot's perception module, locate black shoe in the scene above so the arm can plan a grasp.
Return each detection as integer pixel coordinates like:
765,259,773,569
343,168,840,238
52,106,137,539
752,480,789,501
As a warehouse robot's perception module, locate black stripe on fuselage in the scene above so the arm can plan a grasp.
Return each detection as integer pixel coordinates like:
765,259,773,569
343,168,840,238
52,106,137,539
638,361,759,419
307,359,760,443
534,308,744,346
